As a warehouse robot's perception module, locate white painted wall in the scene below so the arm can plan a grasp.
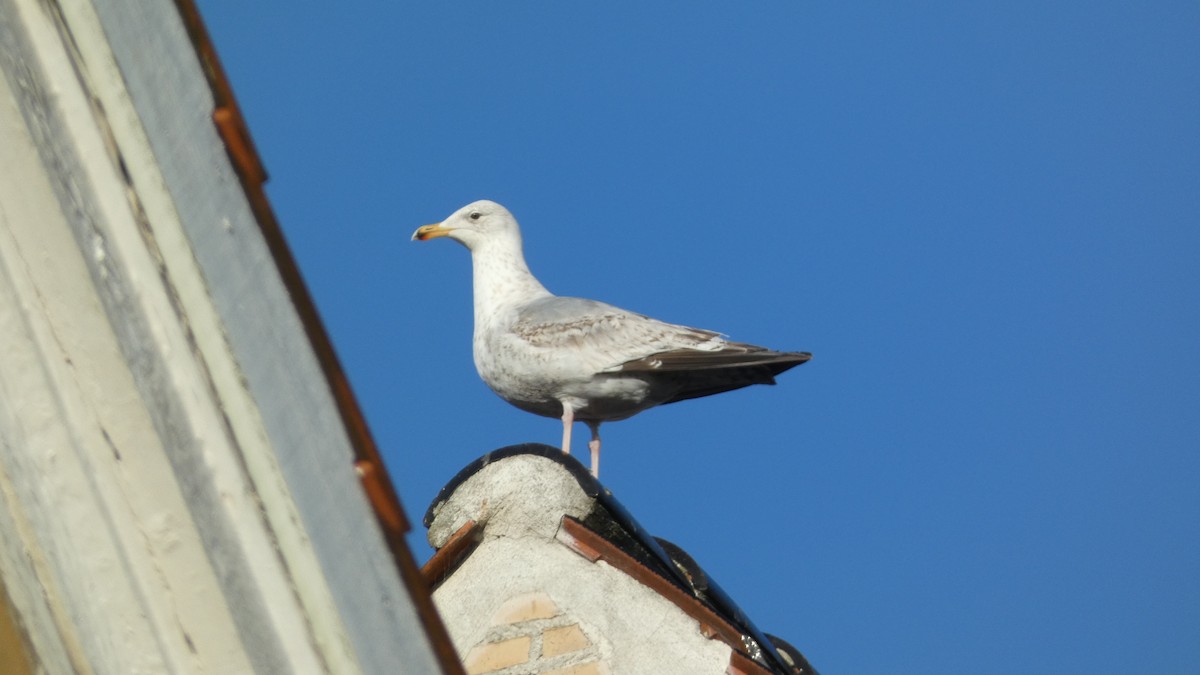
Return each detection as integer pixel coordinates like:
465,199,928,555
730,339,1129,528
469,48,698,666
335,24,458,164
0,0,449,672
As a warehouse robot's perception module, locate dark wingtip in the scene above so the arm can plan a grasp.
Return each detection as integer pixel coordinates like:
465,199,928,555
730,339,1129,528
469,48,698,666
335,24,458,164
768,351,811,378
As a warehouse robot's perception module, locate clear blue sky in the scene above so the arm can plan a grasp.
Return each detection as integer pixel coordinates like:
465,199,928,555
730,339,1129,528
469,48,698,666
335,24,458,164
197,3,1199,672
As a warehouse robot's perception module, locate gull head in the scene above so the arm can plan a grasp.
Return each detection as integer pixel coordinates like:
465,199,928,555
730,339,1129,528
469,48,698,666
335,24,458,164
412,200,520,251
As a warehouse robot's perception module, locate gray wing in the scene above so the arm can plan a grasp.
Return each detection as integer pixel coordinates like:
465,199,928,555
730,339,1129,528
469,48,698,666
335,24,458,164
511,296,725,372
511,296,811,400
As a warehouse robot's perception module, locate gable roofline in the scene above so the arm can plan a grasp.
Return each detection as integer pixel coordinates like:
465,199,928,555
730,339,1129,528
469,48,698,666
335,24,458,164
424,444,819,675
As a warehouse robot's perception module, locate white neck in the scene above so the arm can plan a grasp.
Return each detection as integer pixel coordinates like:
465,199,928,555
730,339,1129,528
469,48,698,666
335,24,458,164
469,237,551,330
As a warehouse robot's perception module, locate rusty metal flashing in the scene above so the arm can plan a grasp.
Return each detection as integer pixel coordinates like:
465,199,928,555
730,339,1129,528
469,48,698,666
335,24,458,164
728,650,777,675
167,3,463,673
556,515,766,670
0,583,33,675
421,520,483,589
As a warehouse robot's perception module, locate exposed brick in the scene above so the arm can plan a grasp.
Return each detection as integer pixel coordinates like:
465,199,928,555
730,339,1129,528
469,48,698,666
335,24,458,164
541,623,591,658
491,592,561,625
543,661,605,675
464,636,531,674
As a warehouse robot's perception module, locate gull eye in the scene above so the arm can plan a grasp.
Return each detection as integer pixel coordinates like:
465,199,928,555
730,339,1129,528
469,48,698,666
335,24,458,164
469,211,482,221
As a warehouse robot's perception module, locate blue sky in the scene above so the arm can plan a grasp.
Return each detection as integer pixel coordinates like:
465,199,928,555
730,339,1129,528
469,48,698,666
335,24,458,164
197,3,1199,672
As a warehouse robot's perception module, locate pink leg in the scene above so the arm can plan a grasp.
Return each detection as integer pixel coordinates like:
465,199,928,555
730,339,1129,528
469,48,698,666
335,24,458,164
586,422,602,478
560,402,573,456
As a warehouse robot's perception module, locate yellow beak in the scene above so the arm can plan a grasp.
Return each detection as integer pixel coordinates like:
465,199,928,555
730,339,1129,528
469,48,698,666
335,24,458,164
412,223,453,241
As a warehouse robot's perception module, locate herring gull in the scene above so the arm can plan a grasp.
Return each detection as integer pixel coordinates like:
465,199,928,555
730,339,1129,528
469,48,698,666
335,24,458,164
412,200,811,477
